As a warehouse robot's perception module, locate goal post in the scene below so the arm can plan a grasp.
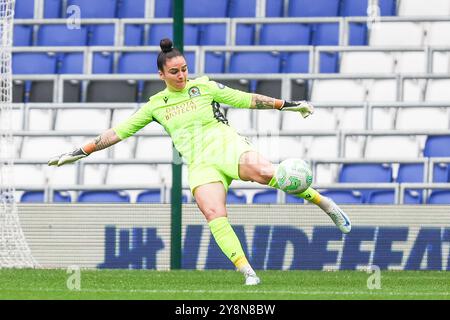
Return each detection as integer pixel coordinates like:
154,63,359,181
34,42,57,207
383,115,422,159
0,0,37,268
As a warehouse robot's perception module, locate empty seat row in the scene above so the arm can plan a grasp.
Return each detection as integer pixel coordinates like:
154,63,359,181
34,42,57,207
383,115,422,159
13,22,367,47
10,104,450,136
15,20,450,49
12,51,314,75
17,187,450,204
12,136,450,183
15,0,397,19
13,76,450,107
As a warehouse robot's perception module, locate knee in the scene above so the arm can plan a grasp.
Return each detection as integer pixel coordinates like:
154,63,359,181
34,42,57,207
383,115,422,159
200,205,226,222
258,164,275,185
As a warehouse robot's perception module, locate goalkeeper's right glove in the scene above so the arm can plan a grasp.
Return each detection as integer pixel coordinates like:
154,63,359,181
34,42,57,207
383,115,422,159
48,148,89,167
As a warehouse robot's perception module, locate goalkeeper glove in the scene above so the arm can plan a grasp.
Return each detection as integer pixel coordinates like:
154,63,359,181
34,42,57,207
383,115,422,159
280,100,314,118
48,148,89,167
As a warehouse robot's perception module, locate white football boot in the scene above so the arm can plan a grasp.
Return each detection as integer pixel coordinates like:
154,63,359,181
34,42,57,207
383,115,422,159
326,198,352,234
244,271,261,286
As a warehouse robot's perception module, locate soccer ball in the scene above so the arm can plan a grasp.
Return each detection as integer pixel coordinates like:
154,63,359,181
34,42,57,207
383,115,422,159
275,159,313,194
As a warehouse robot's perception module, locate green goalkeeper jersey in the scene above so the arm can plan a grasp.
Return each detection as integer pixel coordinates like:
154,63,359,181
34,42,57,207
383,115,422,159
113,76,253,165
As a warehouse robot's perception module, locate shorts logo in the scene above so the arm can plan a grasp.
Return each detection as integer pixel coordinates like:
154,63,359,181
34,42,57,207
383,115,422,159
188,86,201,98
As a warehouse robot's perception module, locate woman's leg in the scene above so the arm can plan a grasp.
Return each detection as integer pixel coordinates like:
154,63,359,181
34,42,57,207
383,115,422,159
194,182,260,285
239,151,351,233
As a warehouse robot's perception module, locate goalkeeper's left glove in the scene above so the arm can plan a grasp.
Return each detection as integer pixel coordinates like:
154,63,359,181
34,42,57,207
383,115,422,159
280,100,314,118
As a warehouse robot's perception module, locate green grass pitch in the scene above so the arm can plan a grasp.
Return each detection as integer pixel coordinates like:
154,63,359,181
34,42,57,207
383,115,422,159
0,269,448,300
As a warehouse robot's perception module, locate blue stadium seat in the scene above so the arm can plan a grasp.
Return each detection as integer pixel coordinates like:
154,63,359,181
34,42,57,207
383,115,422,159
235,24,255,45
136,190,161,203
118,52,159,74
320,190,364,204
118,52,196,74
124,25,144,46
266,0,284,17
367,189,422,204
282,52,310,73
229,52,281,73
340,164,393,183
288,0,340,17
77,190,130,203
286,194,305,203
424,135,450,182
229,0,257,17
66,0,117,18
312,23,339,46
20,191,71,203
44,0,62,18
398,163,424,183
118,0,145,18
185,0,228,17
253,190,277,203
340,0,397,16
428,190,450,204
199,24,227,45
227,190,247,204
93,52,114,73
205,52,225,73
424,135,450,157
320,52,339,73
259,24,311,45
37,25,88,46
89,25,115,46
12,53,58,74
366,190,395,204
15,0,34,18
339,163,393,199
59,53,84,74
397,163,425,203
155,0,172,17
348,23,368,45
148,24,199,45
13,25,33,46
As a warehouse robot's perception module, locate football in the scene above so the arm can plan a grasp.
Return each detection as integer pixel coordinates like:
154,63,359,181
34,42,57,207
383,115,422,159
275,158,313,194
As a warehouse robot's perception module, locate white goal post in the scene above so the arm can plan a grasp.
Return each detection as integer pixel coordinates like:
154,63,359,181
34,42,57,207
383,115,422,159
0,0,37,268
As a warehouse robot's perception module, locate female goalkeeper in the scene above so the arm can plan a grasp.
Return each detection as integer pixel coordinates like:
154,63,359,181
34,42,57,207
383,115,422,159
48,38,351,286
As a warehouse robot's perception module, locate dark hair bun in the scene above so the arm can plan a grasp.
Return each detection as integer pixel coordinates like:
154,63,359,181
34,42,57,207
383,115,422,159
160,38,173,53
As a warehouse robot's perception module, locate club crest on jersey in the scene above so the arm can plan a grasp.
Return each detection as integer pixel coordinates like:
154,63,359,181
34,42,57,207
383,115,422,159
188,86,201,98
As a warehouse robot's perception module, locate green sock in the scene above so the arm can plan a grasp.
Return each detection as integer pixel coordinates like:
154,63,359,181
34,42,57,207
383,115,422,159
268,176,331,210
208,217,249,270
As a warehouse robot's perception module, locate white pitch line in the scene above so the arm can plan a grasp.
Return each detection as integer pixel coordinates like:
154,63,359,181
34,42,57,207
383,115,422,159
1,287,450,296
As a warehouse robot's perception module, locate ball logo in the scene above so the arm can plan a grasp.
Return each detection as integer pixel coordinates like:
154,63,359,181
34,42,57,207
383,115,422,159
188,86,201,98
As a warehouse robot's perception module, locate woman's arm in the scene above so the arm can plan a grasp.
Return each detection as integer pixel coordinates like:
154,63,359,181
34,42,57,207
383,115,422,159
250,94,284,110
82,128,122,154
250,93,314,118
48,128,122,167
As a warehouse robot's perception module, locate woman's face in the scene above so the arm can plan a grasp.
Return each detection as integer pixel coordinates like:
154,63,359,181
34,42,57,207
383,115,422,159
159,55,188,91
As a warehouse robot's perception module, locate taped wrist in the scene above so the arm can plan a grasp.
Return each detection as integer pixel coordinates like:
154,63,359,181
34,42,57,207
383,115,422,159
281,100,298,109
73,148,89,156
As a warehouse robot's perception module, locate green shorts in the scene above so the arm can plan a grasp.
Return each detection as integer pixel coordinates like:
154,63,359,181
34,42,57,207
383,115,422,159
188,133,254,195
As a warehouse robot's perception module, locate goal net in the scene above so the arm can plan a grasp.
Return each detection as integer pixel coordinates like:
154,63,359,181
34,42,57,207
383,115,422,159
0,0,37,268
